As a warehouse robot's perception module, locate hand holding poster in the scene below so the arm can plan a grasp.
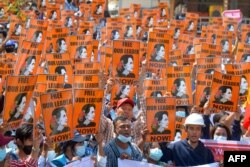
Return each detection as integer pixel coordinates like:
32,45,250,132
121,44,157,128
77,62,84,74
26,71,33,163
73,89,104,135
146,97,176,142
40,90,74,143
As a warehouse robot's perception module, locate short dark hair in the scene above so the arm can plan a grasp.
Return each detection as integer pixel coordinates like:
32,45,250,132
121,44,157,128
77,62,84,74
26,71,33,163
15,124,33,142
113,116,129,128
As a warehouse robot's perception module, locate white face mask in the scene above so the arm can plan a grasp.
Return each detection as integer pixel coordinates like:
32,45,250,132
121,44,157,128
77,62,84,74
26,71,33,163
149,148,163,161
0,147,7,161
75,144,86,157
117,134,132,143
214,135,227,141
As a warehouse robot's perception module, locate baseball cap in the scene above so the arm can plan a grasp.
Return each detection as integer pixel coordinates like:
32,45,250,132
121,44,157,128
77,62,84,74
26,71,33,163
72,130,90,142
116,98,135,109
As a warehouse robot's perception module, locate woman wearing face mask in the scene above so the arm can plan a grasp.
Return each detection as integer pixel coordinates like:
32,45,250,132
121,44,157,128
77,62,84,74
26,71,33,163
0,133,13,166
143,142,167,166
211,123,231,141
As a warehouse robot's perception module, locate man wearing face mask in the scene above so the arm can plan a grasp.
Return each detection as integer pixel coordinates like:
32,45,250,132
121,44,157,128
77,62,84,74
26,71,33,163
0,133,13,166
103,116,143,167
9,124,43,167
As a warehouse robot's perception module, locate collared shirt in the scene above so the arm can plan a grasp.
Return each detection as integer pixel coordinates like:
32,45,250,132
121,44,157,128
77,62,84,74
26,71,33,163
9,152,38,167
166,139,215,166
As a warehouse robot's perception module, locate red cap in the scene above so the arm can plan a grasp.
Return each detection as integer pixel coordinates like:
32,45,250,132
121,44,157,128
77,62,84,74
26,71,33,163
116,98,135,109
0,133,13,147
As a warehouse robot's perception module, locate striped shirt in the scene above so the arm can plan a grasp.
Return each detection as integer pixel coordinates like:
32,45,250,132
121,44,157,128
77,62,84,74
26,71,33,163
9,152,38,167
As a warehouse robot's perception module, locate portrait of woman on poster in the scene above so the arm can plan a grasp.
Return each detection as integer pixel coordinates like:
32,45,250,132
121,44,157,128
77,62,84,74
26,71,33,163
114,85,131,100
199,87,211,107
76,45,87,59
171,78,189,98
83,29,91,35
8,93,27,122
245,32,250,44
174,129,182,141
211,34,217,45
111,30,120,40
124,25,133,38
65,16,73,28
150,91,163,98
57,38,67,53
77,104,96,128
239,75,248,96
13,23,22,36
50,10,57,20
221,39,229,53
95,4,103,15
173,27,180,39
186,20,194,31
150,44,166,62
151,111,171,134
19,56,36,76
186,45,195,55
32,30,43,43
40,0,46,8
161,8,167,17
116,55,135,78
50,107,70,135
147,16,154,27
136,25,142,37
227,24,234,32
213,86,233,105
241,54,250,63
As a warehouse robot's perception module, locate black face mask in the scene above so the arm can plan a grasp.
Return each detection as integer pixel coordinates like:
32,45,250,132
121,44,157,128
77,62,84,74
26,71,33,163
23,145,33,155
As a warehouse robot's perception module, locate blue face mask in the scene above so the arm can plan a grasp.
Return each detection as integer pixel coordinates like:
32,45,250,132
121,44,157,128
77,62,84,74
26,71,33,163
149,148,163,161
0,147,7,161
110,109,116,120
75,144,86,157
117,134,132,143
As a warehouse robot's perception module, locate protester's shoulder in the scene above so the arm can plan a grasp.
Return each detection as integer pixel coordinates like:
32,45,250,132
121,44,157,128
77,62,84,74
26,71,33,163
168,139,186,149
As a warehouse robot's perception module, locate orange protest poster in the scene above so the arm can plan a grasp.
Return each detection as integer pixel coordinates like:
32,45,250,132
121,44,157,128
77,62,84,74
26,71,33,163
158,2,169,20
37,74,65,91
99,46,106,69
139,42,147,68
209,71,240,112
222,17,238,35
74,62,100,75
92,40,99,61
241,24,250,44
167,66,192,106
14,41,43,76
144,79,167,98
216,30,233,57
0,53,18,63
119,8,133,19
193,37,207,46
45,27,70,54
73,75,100,89
184,12,199,36
26,19,48,43
123,18,136,40
40,90,74,143
110,83,135,107
147,32,171,73
78,21,95,35
69,35,93,60
235,42,250,62
8,15,22,41
130,4,141,19
92,0,105,20
170,20,186,40
79,3,92,20
112,40,139,84
169,50,183,66
3,75,37,129
200,43,222,58
47,20,64,29
0,62,15,93
142,9,158,28
175,116,187,141
46,53,73,89
104,47,112,75
73,89,104,135
46,3,61,21
210,17,223,26
61,10,75,29
195,73,213,110
0,4,8,22
146,97,176,142
200,26,207,38
106,18,124,43
196,57,222,74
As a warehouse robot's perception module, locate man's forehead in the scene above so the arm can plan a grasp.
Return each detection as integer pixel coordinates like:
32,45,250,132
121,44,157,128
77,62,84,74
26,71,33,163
116,119,131,126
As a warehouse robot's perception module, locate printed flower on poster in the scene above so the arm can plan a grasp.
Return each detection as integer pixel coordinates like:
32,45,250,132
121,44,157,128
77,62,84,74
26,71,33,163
215,89,222,99
151,118,159,132
171,84,177,94
78,111,85,122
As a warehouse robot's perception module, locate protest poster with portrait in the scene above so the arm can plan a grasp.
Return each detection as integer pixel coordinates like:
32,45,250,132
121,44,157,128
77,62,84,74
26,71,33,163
40,90,73,143
47,20,64,29
0,62,15,93
37,74,65,91
110,83,135,107
169,50,183,66
74,62,101,75
184,13,199,36
92,0,105,20
196,57,222,74
147,32,171,73
158,2,169,20
106,18,124,45
142,9,158,28
26,19,48,43
0,4,8,22
167,66,192,106
73,75,100,89
146,97,176,142
45,27,70,54
130,4,141,19
170,20,186,40
119,8,133,19
216,30,233,58
200,43,222,58
46,53,73,89
144,79,167,98
8,15,22,41
241,24,250,45
112,40,139,84
69,35,93,60
104,47,112,75
139,42,147,68
61,10,75,29
78,21,95,35
175,116,187,141
235,42,250,62
123,18,136,40
0,53,18,63
73,89,104,135
223,17,238,36
14,41,43,76
3,75,37,129
46,3,61,21
209,71,240,112
92,40,99,61
195,73,213,111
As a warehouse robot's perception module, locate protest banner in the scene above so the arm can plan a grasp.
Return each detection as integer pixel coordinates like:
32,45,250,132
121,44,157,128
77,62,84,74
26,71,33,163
26,19,48,43
158,2,169,20
119,8,133,19
167,66,192,106
0,62,15,93
118,159,161,167
37,74,65,91
104,47,112,74
147,32,171,73
196,57,222,74
74,62,101,75
106,17,124,45
14,41,43,76
139,42,147,67
73,89,104,135
146,97,176,142
170,20,186,40
73,75,100,89
235,42,250,62
174,116,187,141
112,40,139,84
3,75,37,129
40,90,74,143
130,4,141,19
241,24,250,44
141,9,158,28
110,83,135,107
195,73,213,110
78,21,95,35
46,3,61,21
92,0,106,20
69,35,93,60
216,30,233,58
79,3,92,20
184,12,199,36
222,17,238,38
46,53,73,89
169,50,183,66
202,139,250,162
8,15,22,41
123,18,136,40
200,43,222,58
61,10,75,29
0,4,8,23
209,71,240,112
144,79,167,98
92,40,99,61
65,156,94,167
